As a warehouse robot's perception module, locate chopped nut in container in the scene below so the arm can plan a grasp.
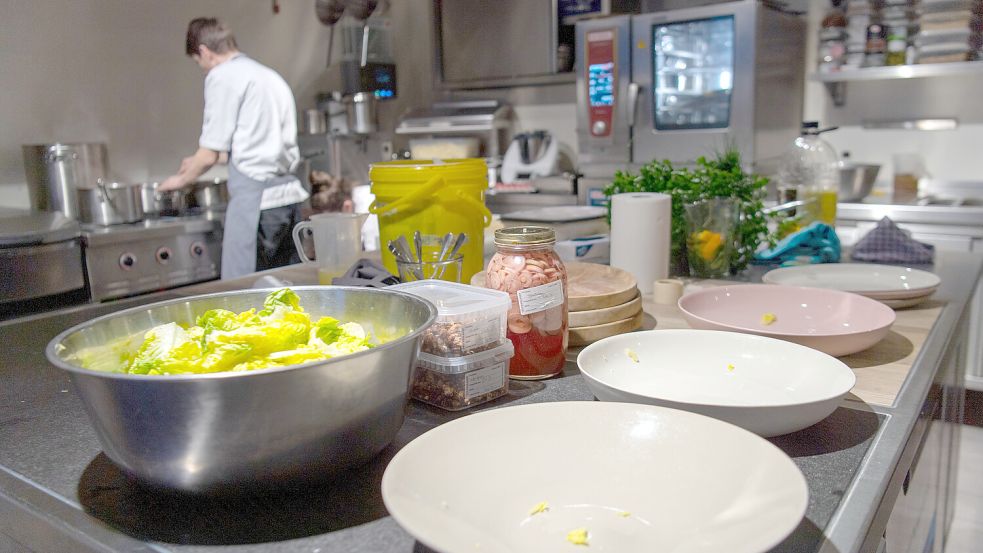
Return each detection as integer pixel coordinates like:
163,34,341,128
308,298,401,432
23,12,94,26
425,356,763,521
392,280,511,356
411,341,514,411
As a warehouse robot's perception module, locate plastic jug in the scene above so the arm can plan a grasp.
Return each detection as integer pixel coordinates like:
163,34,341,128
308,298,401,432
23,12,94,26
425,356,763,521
369,159,492,282
292,212,368,284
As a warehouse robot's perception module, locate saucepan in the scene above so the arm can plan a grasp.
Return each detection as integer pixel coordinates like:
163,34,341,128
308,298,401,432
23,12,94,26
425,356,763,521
190,178,229,211
139,181,187,218
78,179,144,225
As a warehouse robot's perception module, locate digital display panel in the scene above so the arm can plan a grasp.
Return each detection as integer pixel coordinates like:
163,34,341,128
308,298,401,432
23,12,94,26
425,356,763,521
588,62,615,107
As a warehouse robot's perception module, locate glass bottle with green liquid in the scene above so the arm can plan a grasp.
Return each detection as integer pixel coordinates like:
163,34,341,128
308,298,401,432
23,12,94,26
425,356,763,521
778,121,840,227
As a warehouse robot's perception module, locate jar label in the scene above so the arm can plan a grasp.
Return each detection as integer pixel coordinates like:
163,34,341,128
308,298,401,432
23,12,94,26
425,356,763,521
461,318,502,351
516,279,565,315
465,361,507,400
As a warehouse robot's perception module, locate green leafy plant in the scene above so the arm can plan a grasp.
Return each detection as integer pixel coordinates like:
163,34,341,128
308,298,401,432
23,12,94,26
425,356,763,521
603,150,771,274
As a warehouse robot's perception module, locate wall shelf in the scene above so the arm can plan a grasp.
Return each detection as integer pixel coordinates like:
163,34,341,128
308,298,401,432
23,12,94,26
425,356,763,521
809,61,983,105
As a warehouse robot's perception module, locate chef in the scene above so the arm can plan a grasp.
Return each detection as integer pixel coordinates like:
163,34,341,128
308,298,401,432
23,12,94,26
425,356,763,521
159,17,308,279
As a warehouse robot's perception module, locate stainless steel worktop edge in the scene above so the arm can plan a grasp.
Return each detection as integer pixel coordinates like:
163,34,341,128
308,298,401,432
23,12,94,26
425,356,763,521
837,202,983,227
820,252,983,553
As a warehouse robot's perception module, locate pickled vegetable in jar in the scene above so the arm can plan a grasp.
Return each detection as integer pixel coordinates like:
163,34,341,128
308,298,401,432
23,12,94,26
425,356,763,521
486,227,568,380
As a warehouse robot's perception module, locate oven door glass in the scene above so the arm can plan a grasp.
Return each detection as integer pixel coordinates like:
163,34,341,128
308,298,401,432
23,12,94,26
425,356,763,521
651,15,734,131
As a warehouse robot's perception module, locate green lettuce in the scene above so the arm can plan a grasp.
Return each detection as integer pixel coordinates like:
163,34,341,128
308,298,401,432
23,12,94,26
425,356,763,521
114,288,374,375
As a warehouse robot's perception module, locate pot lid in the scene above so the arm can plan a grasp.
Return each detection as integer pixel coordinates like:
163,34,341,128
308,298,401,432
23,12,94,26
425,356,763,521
0,208,81,247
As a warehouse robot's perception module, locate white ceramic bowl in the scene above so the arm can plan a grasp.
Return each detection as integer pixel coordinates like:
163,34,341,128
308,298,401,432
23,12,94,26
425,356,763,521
678,284,896,357
577,330,856,437
762,263,940,300
382,401,808,553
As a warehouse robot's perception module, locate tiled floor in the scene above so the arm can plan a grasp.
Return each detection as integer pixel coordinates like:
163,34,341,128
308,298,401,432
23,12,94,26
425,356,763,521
946,424,983,552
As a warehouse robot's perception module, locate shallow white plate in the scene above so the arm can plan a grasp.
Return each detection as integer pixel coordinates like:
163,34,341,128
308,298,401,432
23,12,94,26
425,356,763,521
762,263,940,300
382,402,808,553
577,330,856,437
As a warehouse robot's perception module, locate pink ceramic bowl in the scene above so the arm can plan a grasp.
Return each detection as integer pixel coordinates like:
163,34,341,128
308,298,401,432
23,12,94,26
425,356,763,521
678,284,896,357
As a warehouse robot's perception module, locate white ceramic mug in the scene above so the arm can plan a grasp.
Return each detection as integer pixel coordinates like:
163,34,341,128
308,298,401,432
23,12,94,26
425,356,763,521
292,213,367,283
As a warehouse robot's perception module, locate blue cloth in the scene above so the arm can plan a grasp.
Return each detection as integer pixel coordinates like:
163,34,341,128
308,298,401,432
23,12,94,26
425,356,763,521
754,222,841,267
851,217,934,264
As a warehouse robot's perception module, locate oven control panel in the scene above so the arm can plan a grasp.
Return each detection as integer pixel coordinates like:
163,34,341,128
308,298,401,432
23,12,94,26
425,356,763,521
586,28,617,138
575,15,631,165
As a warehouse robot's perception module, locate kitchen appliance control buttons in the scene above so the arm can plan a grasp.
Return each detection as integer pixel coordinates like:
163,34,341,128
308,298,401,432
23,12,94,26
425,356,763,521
190,242,206,258
155,247,172,264
592,120,608,135
119,253,137,270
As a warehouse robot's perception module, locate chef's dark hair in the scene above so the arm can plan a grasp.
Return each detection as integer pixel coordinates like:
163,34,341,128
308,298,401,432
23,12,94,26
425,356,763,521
185,18,238,57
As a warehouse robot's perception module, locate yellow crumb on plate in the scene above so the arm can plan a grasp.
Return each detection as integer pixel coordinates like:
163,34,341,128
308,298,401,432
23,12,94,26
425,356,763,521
566,528,589,546
761,312,777,326
625,348,639,363
617,511,631,518
727,363,735,371
529,501,549,516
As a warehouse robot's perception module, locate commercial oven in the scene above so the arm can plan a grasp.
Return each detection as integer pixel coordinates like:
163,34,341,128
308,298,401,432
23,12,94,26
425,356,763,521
575,0,805,204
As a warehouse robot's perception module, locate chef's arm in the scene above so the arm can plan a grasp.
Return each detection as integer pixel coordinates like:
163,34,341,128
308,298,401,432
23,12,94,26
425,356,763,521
159,148,220,191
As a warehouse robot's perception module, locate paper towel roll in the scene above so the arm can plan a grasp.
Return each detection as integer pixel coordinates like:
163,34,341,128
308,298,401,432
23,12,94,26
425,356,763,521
609,192,671,294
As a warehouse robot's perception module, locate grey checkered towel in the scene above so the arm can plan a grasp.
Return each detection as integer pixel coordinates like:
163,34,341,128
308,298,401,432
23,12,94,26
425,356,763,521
851,217,934,264
331,258,400,287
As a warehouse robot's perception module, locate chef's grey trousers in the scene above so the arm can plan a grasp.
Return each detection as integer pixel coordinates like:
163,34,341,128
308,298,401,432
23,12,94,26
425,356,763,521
222,163,302,280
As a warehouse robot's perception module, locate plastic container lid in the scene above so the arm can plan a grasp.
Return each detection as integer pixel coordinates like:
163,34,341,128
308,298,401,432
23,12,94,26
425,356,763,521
392,279,511,323
417,340,515,375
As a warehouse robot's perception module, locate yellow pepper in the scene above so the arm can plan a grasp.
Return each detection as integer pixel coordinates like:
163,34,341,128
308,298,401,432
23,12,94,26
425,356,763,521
691,229,724,261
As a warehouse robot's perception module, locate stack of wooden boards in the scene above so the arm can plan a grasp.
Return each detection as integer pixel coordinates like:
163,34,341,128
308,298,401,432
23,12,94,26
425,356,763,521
470,262,643,346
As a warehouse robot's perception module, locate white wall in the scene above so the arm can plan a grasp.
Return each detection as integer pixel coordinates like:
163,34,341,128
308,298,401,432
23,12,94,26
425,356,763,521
803,0,983,189
0,0,331,209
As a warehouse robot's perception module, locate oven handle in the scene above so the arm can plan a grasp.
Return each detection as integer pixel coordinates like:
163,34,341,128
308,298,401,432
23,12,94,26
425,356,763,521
627,82,640,129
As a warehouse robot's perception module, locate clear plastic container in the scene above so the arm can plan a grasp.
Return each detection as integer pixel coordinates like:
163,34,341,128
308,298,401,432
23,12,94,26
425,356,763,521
411,341,514,411
777,122,840,226
392,279,511,356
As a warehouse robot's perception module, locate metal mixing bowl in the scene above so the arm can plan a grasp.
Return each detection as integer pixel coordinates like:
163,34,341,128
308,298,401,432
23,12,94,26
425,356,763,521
46,287,436,493
839,163,880,203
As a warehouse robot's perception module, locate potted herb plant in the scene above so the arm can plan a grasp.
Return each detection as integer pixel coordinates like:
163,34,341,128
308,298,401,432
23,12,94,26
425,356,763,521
603,150,771,275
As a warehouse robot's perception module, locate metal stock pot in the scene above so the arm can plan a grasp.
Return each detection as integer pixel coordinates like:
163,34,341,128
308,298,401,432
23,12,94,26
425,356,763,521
78,180,143,226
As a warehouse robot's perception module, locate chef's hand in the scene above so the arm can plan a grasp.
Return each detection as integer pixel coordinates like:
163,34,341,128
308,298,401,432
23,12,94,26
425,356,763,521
158,174,188,192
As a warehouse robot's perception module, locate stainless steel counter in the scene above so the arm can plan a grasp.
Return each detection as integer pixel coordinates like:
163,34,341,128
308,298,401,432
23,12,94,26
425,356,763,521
0,252,980,553
837,200,983,228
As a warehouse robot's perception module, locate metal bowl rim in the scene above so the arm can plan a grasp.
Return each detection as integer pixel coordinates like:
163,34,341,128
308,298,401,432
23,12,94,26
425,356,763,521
45,285,438,382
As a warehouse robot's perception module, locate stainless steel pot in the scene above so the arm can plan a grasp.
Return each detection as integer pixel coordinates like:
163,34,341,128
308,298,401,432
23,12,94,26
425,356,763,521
45,287,437,492
139,181,187,217
22,143,109,219
191,178,229,210
78,180,143,225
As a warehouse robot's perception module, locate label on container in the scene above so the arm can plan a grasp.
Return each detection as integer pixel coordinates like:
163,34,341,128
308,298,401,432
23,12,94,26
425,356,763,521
465,361,507,400
460,318,502,351
516,279,565,315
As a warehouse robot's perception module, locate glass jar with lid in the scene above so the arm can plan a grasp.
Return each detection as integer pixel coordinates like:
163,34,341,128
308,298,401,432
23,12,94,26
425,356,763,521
486,226,568,380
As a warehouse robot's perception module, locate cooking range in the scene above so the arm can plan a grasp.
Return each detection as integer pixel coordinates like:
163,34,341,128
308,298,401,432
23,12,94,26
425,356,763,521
82,212,222,302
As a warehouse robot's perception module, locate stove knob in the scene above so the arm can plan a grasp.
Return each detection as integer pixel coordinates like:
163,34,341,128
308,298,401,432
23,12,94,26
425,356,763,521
119,253,137,270
156,247,173,264
190,242,206,258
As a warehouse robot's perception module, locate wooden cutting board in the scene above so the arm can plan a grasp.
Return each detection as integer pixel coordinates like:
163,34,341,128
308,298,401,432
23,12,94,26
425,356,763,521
569,310,645,347
470,261,638,312
569,292,642,327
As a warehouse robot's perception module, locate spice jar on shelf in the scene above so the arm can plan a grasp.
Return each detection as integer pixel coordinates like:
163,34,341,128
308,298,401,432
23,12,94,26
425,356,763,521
486,226,568,380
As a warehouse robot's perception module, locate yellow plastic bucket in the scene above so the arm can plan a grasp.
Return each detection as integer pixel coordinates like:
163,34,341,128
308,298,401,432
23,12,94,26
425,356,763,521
369,159,492,282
